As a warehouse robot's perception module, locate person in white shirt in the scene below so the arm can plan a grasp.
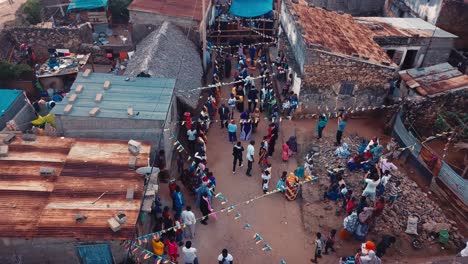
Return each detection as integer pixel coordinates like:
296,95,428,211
261,170,271,193
362,172,381,202
246,140,255,176
378,157,398,174
181,206,196,239
182,241,198,264
218,248,234,264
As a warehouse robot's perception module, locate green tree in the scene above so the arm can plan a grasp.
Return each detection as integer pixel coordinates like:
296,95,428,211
22,0,42,25
0,60,31,81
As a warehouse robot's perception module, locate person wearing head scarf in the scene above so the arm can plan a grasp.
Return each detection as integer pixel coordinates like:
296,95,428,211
360,250,381,264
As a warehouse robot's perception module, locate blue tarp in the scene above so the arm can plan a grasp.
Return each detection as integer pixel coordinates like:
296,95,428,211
67,0,108,12
229,0,273,18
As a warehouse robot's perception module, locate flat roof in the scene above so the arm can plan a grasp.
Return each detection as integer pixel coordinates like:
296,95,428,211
288,0,392,65
0,90,22,117
399,63,468,96
51,72,176,121
128,0,208,23
0,135,150,240
356,17,458,38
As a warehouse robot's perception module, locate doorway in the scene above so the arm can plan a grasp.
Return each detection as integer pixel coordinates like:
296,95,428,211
401,50,418,70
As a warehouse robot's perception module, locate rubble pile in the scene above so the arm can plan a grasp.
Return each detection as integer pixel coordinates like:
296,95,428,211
302,134,465,249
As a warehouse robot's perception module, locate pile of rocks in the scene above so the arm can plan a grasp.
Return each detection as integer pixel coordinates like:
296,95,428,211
302,134,465,249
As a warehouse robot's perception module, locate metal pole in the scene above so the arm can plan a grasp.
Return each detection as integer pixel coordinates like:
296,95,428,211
202,0,208,70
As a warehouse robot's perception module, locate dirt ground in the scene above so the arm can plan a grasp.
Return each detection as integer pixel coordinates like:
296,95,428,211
152,58,466,263
0,0,27,30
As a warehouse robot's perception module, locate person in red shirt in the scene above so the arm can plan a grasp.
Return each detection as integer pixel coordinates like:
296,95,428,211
166,237,178,262
346,196,357,215
373,197,386,218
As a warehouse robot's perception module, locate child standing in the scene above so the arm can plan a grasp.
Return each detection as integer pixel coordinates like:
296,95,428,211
262,179,269,194
261,170,271,188
324,229,337,254
311,232,324,263
166,237,178,262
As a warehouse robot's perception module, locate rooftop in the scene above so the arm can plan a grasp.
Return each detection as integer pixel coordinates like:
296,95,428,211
128,0,208,22
399,63,468,96
50,72,176,121
0,135,150,240
0,89,21,117
125,22,203,109
287,0,392,65
356,17,458,39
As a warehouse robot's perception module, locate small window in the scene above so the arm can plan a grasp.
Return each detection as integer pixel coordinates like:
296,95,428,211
339,82,355,95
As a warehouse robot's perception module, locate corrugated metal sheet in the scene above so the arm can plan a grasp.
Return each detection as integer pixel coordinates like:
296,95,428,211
399,63,468,95
0,135,150,240
357,17,458,38
289,0,392,65
0,89,21,117
50,73,176,121
68,0,108,12
393,114,421,155
438,163,468,205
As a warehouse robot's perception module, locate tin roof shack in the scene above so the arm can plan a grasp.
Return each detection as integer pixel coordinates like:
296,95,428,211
398,62,468,97
50,72,177,167
0,135,150,264
280,0,396,109
67,0,110,25
357,17,458,70
0,90,36,131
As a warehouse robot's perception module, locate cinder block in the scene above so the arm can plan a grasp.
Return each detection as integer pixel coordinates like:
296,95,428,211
75,85,84,94
107,217,121,232
40,167,55,176
95,93,103,102
68,94,77,103
22,134,36,141
89,107,100,117
3,134,16,144
103,81,111,90
126,188,134,201
128,140,141,155
83,69,92,78
114,212,127,224
127,107,133,117
128,156,137,168
145,189,156,197
64,104,73,114
0,145,8,157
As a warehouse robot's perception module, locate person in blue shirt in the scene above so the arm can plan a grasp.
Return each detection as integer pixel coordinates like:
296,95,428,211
336,114,348,145
173,186,185,216
316,114,328,139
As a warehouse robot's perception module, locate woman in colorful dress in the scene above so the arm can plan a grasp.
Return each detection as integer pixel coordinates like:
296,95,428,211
285,172,300,201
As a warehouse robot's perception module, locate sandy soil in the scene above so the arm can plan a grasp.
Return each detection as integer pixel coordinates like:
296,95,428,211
0,0,26,30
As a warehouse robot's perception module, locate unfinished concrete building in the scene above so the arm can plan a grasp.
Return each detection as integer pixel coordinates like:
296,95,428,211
357,17,458,70
0,135,150,264
307,0,385,16
280,0,396,109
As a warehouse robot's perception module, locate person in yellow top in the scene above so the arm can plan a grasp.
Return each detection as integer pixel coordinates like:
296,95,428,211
152,237,165,256
285,172,300,201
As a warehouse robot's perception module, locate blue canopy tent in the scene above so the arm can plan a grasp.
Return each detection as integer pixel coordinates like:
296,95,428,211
229,0,273,18
67,0,108,12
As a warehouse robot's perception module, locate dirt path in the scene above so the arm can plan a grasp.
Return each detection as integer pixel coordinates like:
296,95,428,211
0,0,26,30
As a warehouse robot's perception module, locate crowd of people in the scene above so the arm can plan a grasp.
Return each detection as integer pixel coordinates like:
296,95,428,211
147,43,404,263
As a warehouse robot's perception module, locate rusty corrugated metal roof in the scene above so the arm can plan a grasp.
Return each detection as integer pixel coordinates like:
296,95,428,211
0,135,150,240
128,0,208,23
289,0,392,65
399,63,468,96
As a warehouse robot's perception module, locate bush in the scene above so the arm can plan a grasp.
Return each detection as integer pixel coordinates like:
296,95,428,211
22,0,41,25
109,0,132,23
0,60,32,81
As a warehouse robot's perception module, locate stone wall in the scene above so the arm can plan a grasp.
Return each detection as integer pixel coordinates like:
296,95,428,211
298,49,395,110
403,88,468,136
6,23,93,61
307,0,385,16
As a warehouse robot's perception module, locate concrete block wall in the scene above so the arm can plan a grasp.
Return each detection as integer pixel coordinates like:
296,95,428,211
281,1,307,74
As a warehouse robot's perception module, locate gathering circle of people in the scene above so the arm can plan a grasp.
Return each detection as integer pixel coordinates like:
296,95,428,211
148,41,406,264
